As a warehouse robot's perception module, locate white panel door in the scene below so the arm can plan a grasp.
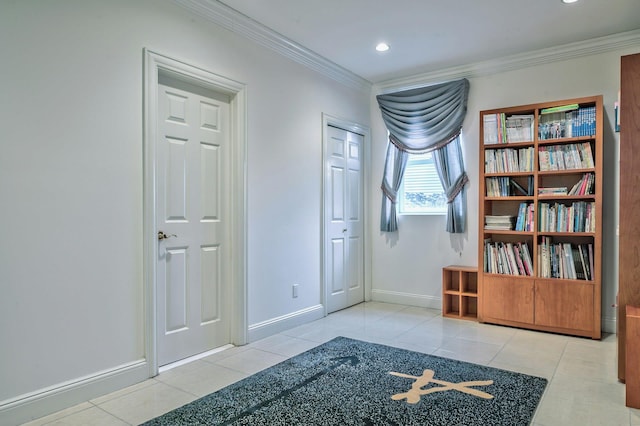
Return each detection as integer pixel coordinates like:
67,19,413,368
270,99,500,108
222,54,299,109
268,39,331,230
156,79,230,366
325,125,364,313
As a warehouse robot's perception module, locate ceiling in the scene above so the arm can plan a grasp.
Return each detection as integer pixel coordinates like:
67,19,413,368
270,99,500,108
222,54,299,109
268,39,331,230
217,0,640,83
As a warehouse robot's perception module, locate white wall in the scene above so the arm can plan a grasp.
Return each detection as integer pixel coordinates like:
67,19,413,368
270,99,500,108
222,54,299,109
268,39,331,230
370,44,640,332
0,1,369,423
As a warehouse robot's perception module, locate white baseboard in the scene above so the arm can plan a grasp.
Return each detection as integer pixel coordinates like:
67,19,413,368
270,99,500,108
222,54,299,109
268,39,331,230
370,289,442,311
248,304,325,342
0,360,149,426
602,316,616,335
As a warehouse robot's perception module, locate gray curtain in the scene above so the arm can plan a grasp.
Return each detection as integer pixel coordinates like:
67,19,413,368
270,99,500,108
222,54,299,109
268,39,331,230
380,144,408,232
377,78,470,232
433,137,468,233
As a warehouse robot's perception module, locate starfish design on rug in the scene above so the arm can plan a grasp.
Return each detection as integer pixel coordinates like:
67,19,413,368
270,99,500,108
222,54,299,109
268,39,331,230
389,369,494,404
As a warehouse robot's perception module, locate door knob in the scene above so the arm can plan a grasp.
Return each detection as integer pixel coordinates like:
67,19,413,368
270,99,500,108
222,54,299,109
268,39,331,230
343,228,347,233
158,231,177,240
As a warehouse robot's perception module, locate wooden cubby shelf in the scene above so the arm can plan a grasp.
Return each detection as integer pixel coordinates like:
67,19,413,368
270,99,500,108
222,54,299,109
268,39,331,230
442,265,478,321
478,96,603,339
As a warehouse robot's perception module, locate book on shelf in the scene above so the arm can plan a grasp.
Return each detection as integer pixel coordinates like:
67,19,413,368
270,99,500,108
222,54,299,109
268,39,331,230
485,177,510,197
538,143,595,171
486,176,534,197
538,187,568,196
510,243,525,275
588,243,594,280
538,148,551,171
520,243,534,275
514,202,534,231
580,142,595,168
539,112,569,140
484,147,534,173
568,173,595,196
539,238,548,277
483,113,534,144
484,240,533,275
505,114,534,143
538,201,595,233
514,203,526,231
539,105,596,140
563,243,577,280
513,243,526,275
540,104,579,114
510,178,533,196
484,215,515,230
518,147,534,172
537,238,593,280
582,244,592,280
572,246,586,280
501,244,512,274
483,114,499,145
482,238,491,273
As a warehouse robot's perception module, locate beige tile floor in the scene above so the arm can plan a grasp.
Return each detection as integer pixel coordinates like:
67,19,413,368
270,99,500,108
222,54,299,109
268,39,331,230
22,301,640,425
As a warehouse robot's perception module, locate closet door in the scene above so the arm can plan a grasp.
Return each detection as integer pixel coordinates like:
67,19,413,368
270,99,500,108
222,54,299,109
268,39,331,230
324,125,365,313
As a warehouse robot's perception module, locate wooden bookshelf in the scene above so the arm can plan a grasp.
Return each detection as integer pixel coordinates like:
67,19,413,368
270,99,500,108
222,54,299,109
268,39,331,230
442,265,478,321
618,52,640,381
478,96,602,339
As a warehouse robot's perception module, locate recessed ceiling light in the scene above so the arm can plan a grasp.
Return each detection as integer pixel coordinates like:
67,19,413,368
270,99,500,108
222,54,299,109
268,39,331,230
562,0,578,3
376,43,390,52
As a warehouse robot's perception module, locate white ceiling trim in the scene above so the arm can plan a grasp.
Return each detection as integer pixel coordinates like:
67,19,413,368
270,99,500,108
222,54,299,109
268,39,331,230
174,0,640,96
375,30,640,94
174,0,372,92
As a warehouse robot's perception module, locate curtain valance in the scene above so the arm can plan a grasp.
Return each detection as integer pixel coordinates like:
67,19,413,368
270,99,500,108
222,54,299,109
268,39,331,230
376,79,469,152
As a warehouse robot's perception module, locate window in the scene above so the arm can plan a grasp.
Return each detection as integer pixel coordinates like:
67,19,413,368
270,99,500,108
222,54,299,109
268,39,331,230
398,152,446,215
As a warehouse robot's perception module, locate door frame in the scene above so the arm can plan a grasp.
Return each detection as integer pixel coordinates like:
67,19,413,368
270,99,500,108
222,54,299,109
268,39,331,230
321,113,372,315
143,49,248,376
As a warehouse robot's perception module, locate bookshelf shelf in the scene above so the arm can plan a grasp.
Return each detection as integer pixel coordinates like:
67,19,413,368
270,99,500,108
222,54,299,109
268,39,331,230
538,135,595,145
478,95,602,339
442,265,478,321
538,195,595,200
537,231,595,237
484,141,534,149
485,196,533,201
483,230,534,235
485,172,534,177
538,168,594,175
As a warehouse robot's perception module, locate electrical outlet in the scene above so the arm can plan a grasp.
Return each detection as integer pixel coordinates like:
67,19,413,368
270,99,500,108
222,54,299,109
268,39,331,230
292,284,299,298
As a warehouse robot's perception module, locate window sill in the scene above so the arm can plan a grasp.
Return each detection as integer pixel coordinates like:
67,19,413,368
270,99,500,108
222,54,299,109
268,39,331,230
399,211,446,216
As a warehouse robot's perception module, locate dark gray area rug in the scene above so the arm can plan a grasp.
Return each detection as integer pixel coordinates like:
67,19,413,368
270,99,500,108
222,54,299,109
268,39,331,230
142,336,547,425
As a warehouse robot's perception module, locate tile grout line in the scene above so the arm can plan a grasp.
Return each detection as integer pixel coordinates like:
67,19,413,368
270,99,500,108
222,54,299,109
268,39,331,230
91,403,135,426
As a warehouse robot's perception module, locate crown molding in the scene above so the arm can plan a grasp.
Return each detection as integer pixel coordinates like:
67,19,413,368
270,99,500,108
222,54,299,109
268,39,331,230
173,0,372,92
172,0,639,95
375,30,640,94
